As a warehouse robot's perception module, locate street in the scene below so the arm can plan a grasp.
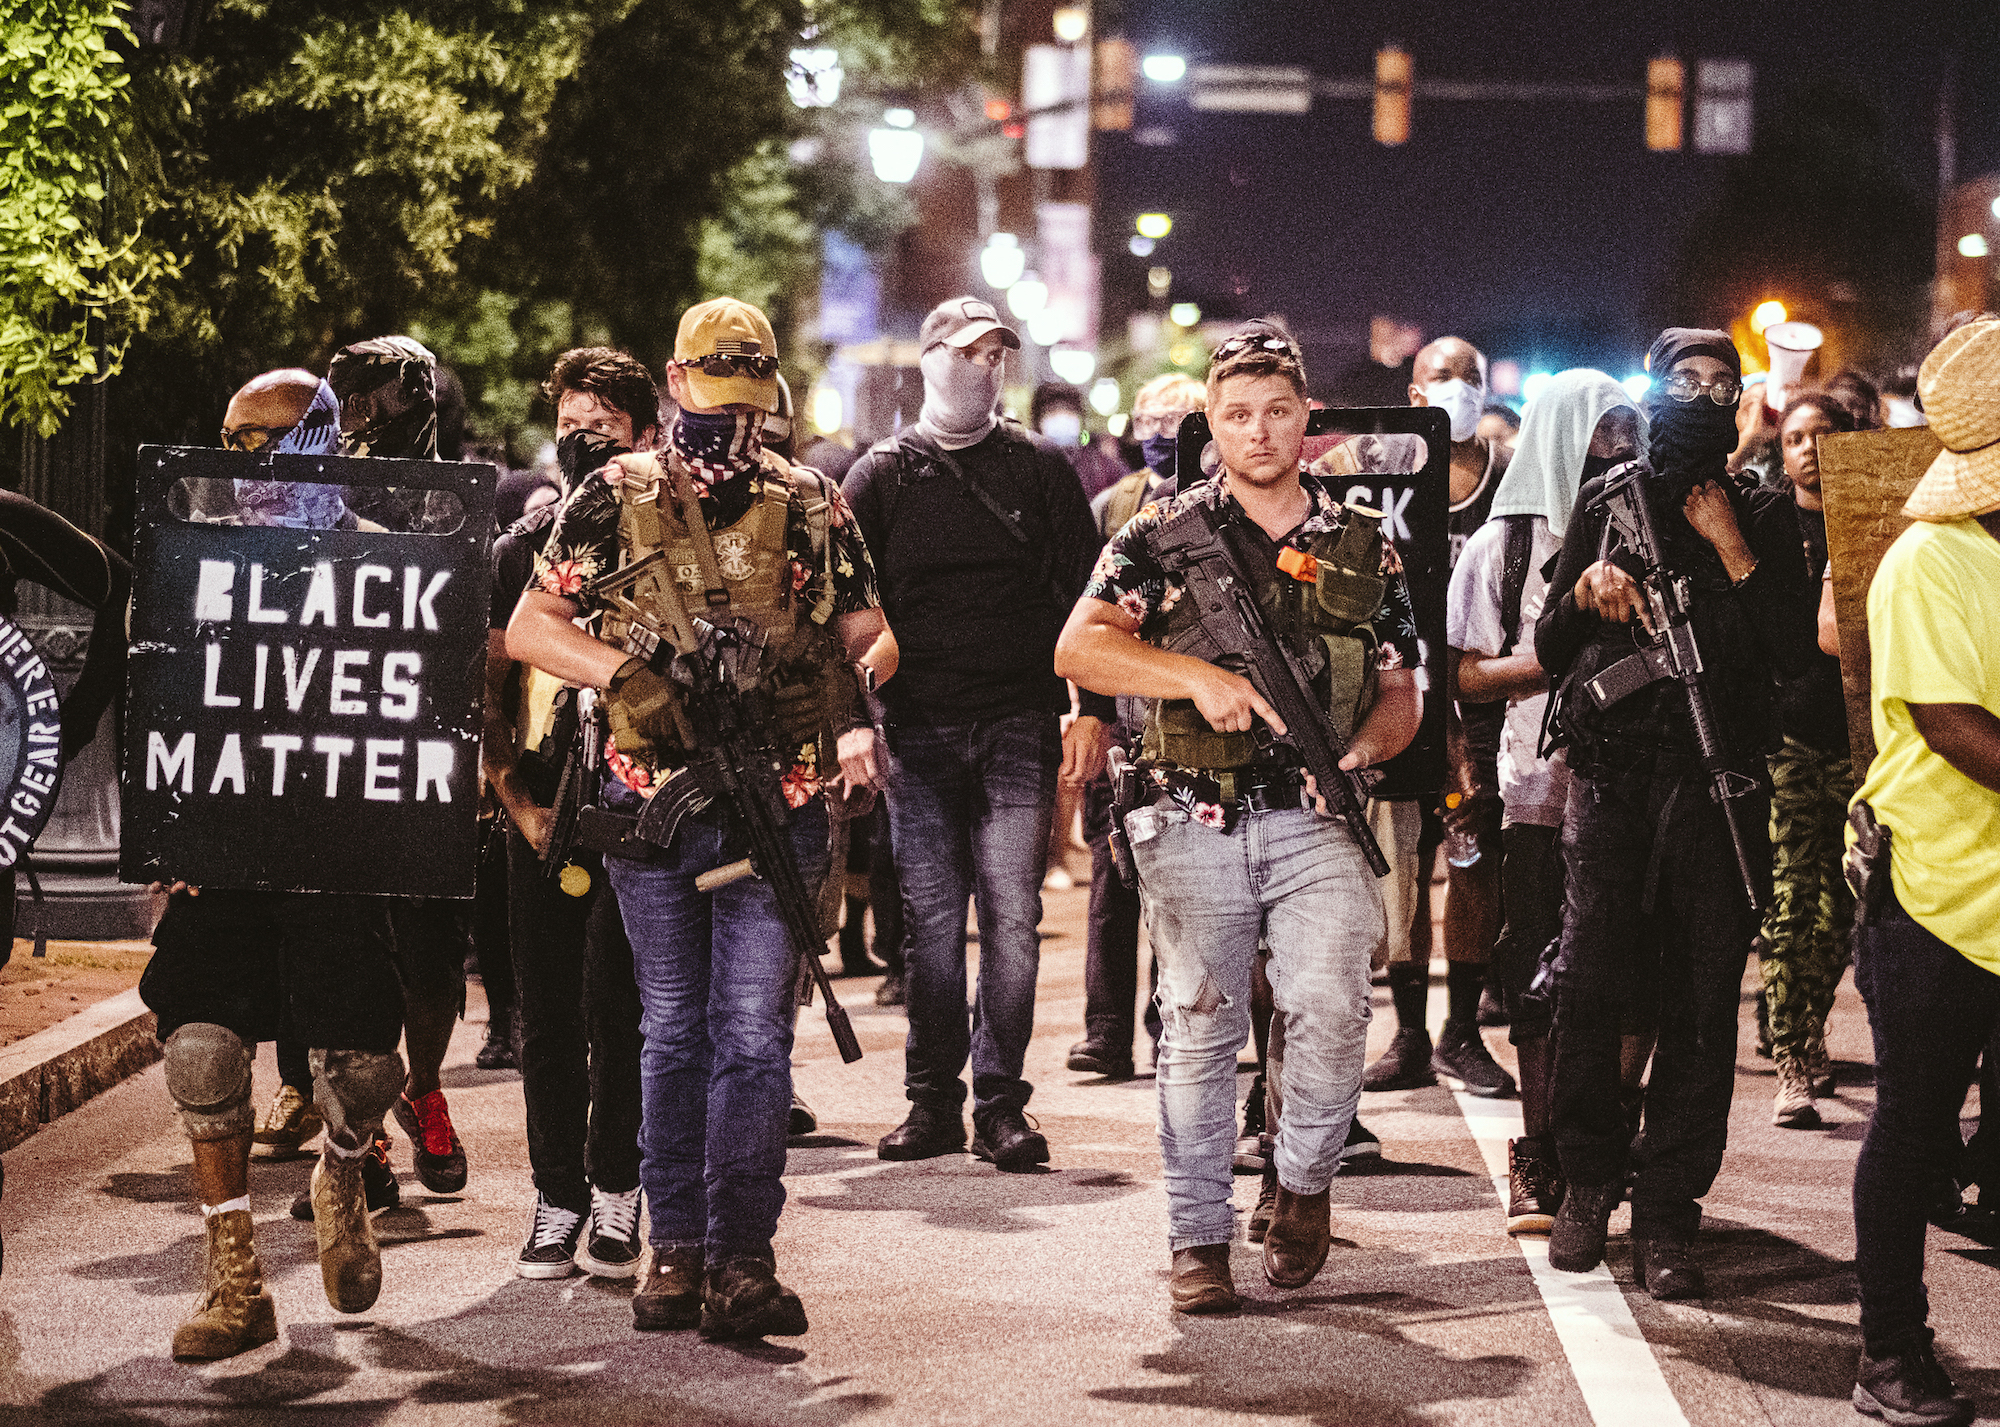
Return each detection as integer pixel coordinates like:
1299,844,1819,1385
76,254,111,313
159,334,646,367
0,881,1991,1427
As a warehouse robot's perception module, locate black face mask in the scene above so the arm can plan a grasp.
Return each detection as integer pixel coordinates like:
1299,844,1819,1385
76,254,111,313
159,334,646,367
556,429,630,492
1579,452,1623,486
1644,396,1737,504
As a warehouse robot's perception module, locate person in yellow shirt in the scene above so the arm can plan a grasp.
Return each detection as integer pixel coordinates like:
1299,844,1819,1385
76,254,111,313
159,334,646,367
1847,319,2000,1427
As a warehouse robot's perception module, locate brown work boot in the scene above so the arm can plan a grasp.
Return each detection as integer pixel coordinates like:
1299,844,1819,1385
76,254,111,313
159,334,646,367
312,1145,383,1313
171,1208,279,1361
1169,1244,1241,1314
1261,1185,1331,1289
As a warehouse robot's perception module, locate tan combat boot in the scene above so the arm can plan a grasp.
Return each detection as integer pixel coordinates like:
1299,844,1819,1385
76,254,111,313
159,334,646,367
313,1146,383,1312
1772,1054,1821,1129
172,1208,279,1361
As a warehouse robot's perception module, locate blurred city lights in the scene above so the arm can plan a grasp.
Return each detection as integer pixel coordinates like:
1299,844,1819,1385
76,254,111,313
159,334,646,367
1027,307,1068,346
1142,54,1188,84
980,232,1025,290
1107,413,1129,437
868,110,923,182
1991,194,2000,221
1750,300,1787,334
1050,348,1097,385
1052,7,1089,43
1959,233,1990,258
1622,374,1652,400
810,383,844,436
1136,213,1173,239
884,107,915,128
1089,378,1122,415
787,48,843,108
1521,371,1554,407
1128,235,1156,257
1147,266,1173,299
1168,302,1201,327
1006,273,1049,319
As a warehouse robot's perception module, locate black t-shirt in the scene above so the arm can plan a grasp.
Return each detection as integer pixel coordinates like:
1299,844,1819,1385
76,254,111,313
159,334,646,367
1775,504,1848,753
489,503,558,631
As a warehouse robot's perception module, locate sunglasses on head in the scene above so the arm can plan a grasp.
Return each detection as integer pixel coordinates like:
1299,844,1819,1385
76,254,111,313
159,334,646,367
685,352,780,380
1212,333,1298,363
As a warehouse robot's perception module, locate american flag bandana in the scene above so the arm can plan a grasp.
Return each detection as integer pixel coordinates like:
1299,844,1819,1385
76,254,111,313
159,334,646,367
673,407,765,490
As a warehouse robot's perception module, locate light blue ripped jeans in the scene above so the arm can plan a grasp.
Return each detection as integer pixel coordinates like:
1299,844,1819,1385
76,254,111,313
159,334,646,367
1130,801,1385,1250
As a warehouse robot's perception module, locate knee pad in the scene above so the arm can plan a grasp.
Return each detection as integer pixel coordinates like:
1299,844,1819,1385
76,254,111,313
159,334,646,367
163,1023,254,1142
310,1048,406,1151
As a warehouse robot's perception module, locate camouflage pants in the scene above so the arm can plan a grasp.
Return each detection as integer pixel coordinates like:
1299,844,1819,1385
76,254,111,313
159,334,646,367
1759,736,1856,1060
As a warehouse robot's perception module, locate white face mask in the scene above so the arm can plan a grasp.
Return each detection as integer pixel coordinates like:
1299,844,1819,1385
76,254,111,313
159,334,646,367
1039,410,1083,446
1422,378,1485,443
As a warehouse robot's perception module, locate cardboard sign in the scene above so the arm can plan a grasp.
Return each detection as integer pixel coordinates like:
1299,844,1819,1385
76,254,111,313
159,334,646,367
0,615,63,869
1176,406,1451,797
121,447,495,896
1819,426,1942,785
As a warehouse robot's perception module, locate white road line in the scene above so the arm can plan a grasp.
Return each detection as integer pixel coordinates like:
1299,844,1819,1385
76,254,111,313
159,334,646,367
1453,1090,1692,1427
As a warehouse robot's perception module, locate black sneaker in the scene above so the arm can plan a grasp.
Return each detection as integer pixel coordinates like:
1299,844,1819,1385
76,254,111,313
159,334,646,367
874,973,907,1007
1338,1118,1382,1168
474,1025,518,1071
1477,983,1509,1027
576,1185,643,1279
1506,1136,1564,1236
788,1093,818,1138
1362,1027,1436,1091
516,1194,584,1280
1853,1342,1975,1427
1233,1074,1268,1173
291,1132,398,1220
1432,1018,1517,1098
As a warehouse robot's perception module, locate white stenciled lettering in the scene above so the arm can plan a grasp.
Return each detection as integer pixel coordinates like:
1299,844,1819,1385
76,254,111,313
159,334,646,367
299,561,339,628
148,731,195,792
253,644,269,711
25,689,56,716
262,734,302,793
403,567,450,631
364,740,402,801
314,735,355,796
1341,485,1416,543
353,565,393,628
381,652,421,720
195,560,235,622
20,765,53,795
10,790,39,819
330,650,368,715
209,733,246,794
415,741,454,802
248,563,288,623
281,647,321,712
203,643,241,707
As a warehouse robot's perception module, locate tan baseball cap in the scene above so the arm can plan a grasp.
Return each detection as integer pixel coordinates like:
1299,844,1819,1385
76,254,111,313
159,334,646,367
674,298,782,414
920,297,1021,353
1905,319,2000,522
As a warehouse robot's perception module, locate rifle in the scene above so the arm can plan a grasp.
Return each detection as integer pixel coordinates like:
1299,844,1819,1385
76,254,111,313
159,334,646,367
539,687,598,888
1583,462,1763,912
583,550,862,1064
1147,501,1390,877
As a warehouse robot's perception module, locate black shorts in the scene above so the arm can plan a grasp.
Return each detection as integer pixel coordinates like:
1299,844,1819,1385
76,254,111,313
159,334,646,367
141,889,404,1052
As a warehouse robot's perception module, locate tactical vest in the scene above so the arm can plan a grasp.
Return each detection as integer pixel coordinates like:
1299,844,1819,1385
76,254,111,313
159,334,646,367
602,449,851,746
1140,504,1388,771
1101,469,1155,540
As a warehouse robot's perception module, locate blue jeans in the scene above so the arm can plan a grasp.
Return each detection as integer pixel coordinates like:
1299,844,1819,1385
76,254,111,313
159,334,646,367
884,712,1058,1121
1131,802,1384,1250
605,797,829,1256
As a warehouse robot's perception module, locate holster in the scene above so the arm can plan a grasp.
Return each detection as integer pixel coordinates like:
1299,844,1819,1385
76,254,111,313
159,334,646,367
1844,799,1894,927
1105,746,1146,887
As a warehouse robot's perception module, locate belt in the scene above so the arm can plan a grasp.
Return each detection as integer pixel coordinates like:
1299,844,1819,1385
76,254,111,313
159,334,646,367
1210,766,1308,811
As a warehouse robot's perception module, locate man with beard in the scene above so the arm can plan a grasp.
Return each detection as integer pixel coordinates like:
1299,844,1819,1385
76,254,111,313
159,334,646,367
842,298,1112,1170
1535,329,1816,1297
483,348,655,1280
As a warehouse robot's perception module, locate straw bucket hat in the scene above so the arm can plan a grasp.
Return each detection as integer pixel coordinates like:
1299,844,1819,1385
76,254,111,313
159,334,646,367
1905,318,2000,521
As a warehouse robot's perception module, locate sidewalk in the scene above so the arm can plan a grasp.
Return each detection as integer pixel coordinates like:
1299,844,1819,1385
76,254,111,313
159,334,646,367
0,939,158,1153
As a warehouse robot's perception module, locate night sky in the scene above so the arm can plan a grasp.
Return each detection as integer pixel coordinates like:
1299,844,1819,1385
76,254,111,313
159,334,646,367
1096,0,2000,388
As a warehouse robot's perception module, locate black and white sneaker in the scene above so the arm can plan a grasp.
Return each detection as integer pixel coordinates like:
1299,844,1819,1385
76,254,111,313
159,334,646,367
1338,1117,1382,1168
577,1185,643,1279
516,1194,584,1280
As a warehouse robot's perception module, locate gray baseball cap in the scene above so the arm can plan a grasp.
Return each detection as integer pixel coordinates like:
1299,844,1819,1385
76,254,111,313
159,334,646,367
920,297,1022,353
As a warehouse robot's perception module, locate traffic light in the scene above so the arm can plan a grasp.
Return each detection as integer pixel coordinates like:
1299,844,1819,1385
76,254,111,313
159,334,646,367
1094,38,1136,131
1373,46,1411,146
1646,56,1684,151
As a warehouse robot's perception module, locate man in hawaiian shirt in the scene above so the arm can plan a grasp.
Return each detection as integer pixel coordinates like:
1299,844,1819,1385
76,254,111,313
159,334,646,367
1056,319,1422,1313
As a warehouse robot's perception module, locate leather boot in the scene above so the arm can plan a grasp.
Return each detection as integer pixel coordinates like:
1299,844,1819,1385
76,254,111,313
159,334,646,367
172,1209,279,1361
313,1145,383,1312
1633,1236,1706,1301
1169,1244,1241,1313
1548,1180,1622,1273
1261,1186,1331,1289
699,1253,809,1341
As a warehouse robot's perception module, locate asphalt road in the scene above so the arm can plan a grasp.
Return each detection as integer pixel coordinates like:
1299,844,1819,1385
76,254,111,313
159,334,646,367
0,881,1992,1426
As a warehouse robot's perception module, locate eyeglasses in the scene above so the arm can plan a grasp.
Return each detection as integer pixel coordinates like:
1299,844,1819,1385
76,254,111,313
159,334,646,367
684,353,780,380
1131,410,1195,438
1661,372,1744,407
220,423,297,452
1211,334,1299,364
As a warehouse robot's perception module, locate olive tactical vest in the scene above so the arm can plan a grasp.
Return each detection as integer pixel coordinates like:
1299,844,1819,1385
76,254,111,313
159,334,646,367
1140,503,1388,771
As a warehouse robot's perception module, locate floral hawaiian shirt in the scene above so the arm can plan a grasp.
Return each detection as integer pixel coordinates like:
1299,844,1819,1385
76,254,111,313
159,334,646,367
1081,471,1421,828
531,457,880,797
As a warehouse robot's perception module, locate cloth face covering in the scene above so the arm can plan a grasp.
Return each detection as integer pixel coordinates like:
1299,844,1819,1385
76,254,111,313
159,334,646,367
1486,369,1644,538
556,429,630,494
234,379,349,529
672,408,764,489
329,337,439,461
1642,327,1741,508
917,343,1001,450
1141,433,1178,478
1423,378,1485,443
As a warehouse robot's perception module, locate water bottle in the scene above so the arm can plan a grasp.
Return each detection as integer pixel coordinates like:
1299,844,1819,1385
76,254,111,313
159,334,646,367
1443,792,1482,869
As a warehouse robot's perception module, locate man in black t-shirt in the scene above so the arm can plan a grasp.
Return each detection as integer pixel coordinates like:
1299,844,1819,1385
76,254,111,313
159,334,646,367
842,298,1112,1170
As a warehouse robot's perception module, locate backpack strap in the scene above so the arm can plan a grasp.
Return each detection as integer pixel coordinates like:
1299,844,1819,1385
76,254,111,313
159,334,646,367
1497,514,1536,654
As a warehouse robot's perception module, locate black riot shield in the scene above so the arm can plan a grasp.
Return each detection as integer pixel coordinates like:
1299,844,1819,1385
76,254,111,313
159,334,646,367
1176,406,1450,799
121,447,495,897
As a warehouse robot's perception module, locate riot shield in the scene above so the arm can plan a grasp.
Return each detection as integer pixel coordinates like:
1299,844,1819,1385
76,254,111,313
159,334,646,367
1176,406,1451,798
0,615,64,872
121,447,496,897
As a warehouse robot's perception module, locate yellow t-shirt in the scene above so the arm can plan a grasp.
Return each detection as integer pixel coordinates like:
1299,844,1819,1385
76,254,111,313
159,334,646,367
1852,517,2000,972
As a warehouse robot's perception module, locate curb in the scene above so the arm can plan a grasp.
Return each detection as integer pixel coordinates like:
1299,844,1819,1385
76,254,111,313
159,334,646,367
0,988,160,1153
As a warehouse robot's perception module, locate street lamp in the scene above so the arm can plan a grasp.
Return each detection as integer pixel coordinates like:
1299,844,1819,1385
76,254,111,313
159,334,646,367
980,232,1026,290
1168,301,1201,327
1750,300,1787,334
1052,7,1089,43
1960,233,1990,258
787,47,843,108
868,108,924,183
810,383,844,436
1128,235,1155,257
1089,377,1122,415
1007,273,1049,320
1142,54,1187,84
1135,213,1173,239
1026,306,1068,347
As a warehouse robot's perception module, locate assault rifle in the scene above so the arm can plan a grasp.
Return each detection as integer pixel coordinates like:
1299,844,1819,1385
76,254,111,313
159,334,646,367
583,550,862,1064
1147,502,1390,877
1583,462,1762,912
538,688,598,887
